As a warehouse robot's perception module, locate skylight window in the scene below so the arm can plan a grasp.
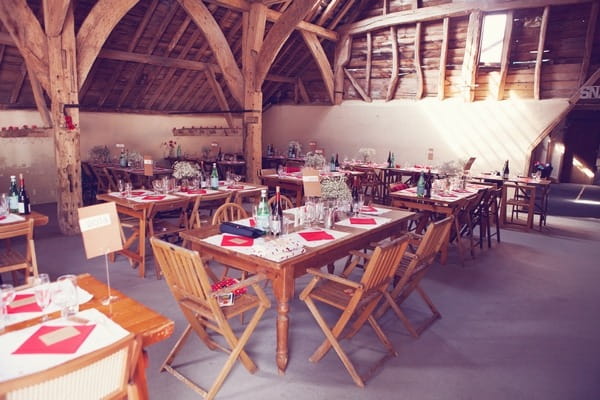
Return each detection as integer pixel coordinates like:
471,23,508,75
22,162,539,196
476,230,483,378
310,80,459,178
479,13,508,66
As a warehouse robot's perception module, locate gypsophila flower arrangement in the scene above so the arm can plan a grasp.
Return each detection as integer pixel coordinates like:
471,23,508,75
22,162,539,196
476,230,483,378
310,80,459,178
89,145,111,163
304,152,326,170
320,175,352,202
438,159,467,176
172,161,201,179
358,147,376,163
161,140,177,157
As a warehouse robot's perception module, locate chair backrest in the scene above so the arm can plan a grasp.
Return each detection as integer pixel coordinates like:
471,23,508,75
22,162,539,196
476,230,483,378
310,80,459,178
211,203,248,225
150,238,219,314
413,216,454,267
188,191,232,229
92,166,117,193
360,236,409,291
0,333,139,400
268,194,294,210
0,219,38,281
148,198,190,220
259,168,276,177
233,188,262,206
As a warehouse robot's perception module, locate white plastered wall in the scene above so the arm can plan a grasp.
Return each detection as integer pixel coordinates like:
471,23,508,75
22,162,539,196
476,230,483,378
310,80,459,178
263,98,569,176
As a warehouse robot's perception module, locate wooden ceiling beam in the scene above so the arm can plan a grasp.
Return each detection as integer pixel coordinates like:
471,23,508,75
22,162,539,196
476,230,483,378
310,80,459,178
256,0,321,88
172,70,206,110
300,30,334,103
205,68,235,127
10,64,27,103
0,0,49,91
437,17,449,101
496,10,514,100
317,0,343,28
386,27,399,101
42,0,70,37
203,0,338,41
461,11,482,103
534,6,550,100
178,0,244,106
158,70,192,110
26,62,52,127
341,0,594,35
77,0,140,90
98,49,215,71
168,15,192,54
333,35,352,104
0,45,5,64
578,1,599,86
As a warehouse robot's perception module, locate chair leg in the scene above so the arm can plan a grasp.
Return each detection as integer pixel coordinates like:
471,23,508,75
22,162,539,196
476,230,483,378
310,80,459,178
160,324,194,372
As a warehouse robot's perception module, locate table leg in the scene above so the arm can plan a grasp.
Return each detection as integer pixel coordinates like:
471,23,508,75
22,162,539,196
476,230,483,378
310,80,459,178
132,348,149,400
138,209,147,277
272,269,294,374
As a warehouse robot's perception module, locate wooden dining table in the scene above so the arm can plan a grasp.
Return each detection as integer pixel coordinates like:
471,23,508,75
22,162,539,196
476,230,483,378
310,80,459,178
3,273,174,399
180,206,414,374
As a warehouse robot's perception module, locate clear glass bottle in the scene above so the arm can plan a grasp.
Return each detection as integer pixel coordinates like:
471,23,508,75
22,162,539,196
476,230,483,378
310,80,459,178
17,173,31,214
256,189,271,231
270,186,283,236
210,163,219,190
416,172,425,198
8,175,19,213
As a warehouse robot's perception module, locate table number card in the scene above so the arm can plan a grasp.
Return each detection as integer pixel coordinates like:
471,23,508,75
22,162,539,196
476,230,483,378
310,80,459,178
143,155,154,176
78,202,123,259
302,167,321,197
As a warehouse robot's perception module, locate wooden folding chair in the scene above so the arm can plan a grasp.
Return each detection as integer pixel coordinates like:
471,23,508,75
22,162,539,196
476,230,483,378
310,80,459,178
299,236,409,387
150,238,271,400
211,202,248,226
0,219,39,285
375,216,453,338
267,194,294,210
188,192,232,229
148,198,189,278
233,188,262,207
501,182,536,230
92,165,117,193
0,333,140,400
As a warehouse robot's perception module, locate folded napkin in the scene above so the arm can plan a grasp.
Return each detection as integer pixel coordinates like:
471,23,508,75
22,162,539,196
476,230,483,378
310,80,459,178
299,231,335,241
141,195,165,201
221,235,254,247
286,167,301,173
0,216,5,221
7,294,42,314
249,218,256,227
360,206,378,213
349,217,377,225
226,185,245,190
437,192,458,198
187,189,207,194
13,325,96,354
130,191,146,196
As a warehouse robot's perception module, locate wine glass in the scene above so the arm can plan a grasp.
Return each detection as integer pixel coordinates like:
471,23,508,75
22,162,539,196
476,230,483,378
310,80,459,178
0,193,8,217
53,275,78,318
33,273,51,321
117,179,125,193
0,284,16,323
152,179,163,194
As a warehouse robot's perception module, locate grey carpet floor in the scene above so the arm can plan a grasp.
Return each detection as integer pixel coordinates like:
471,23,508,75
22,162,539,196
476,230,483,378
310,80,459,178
12,196,600,400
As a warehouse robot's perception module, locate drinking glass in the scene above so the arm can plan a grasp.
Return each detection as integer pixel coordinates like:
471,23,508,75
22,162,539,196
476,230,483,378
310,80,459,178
162,176,169,194
190,178,200,190
124,182,133,198
0,284,16,323
53,275,78,318
353,194,364,216
0,194,8,217
117,179,124,193
33,273,51,321
152,179,163,194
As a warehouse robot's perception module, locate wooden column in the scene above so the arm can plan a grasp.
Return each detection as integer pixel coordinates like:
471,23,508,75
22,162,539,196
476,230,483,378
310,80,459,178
534,6,550,100
438,17,449,100
242,3,266,184
47,2,82,234
461,11,482,102
497,10,514,100
333,35,352,105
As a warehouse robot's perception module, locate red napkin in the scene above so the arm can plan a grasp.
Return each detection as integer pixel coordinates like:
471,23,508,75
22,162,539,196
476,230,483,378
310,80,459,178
226,185,244,190
286,167,301,173
299,231,335,241
130,191,146,196
7,294,42,314
0,216,5,221
360,206,378,213
350,217,377,225
221,235,254,247
390,183,408,192
406,188,417,193
187,189,207,194
141,195,165,201
13,325,96,354
414,164,423,168
249,218,256,227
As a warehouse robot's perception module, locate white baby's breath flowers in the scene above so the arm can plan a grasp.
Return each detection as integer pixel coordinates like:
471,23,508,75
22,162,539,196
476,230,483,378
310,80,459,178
358,148,376,162
320,176,352,202
172,161,201,179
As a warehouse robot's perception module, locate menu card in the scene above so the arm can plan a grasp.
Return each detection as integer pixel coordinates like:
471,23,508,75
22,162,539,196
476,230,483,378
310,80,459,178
78,202,123,259
143,155,154,176
302,167,321,197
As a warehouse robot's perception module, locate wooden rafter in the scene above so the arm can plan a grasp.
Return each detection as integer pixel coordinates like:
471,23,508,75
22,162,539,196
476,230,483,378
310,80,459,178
205,67,235,127
27,65,51,127
297,77,310,103
365,31,372,95
178,0,244,106
437,17,449,100
300,30,334,103
9,64,27,103
341,0,595,35
386,26,399,101
42,0,70,37
497,10,514,100
578,1,599,86
0,45,5,64
333,35,352,104
384,0,390,15
172,70,206,110
534,6,550,100
344,68,372,102
414,22,423,99
461,11,482,102
167,15,192,54
77,0,140,90
317,0,343,25
328,0,356,29
256,0,320,89
159,70,193,110
0,0,49,91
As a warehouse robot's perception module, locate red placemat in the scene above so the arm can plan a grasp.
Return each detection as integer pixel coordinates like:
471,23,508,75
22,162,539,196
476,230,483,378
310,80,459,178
142,195,165,201
299,231,335,241
187,189,207,194
130,191,146,196
226,185,245,190
7,294,42,314
221,235,254,247
249,218,256,227
350,217,377,225
0,216,5,221
13,325,96,354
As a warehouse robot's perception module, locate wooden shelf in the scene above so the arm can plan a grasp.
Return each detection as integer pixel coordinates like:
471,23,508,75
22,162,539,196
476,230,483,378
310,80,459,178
0,127,52,138
172,127,242,137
